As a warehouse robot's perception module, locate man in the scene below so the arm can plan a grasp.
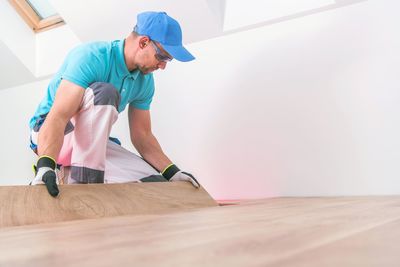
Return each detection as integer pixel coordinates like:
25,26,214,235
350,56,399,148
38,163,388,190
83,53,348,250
29,11,200,197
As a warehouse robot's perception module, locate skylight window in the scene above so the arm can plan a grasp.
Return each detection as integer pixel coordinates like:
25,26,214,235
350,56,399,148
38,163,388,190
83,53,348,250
9,0,64,32
224,0,335,31
27,0,58,19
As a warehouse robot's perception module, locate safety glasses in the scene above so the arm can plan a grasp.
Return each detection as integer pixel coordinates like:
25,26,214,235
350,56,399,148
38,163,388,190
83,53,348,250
150,41,173,62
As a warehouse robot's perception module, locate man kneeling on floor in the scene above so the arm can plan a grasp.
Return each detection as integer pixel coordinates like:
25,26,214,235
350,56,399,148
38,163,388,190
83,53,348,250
29,11,200,197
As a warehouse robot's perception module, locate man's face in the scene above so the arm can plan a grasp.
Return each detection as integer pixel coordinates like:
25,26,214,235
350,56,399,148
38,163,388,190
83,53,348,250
136,38,173,74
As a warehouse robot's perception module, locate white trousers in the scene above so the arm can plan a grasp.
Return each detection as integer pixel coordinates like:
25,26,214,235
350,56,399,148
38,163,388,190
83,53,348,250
63,140,160,184
30,82,161,184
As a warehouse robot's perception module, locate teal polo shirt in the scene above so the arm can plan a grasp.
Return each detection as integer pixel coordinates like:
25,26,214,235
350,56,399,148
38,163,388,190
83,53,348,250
29,40,155,129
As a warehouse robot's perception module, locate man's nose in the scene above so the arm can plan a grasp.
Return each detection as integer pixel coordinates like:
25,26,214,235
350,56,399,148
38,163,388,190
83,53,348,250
157,61,167,70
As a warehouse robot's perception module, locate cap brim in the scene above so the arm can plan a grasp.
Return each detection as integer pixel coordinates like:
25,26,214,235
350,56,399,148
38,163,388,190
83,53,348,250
162,44,195,62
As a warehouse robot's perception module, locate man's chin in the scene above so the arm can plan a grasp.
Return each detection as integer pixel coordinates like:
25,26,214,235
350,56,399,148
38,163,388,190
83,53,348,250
139,67,155,74
141,67,158,74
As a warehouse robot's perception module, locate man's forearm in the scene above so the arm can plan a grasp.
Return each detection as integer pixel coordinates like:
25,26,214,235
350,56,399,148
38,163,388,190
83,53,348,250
37,114,67,159
132,133,172,172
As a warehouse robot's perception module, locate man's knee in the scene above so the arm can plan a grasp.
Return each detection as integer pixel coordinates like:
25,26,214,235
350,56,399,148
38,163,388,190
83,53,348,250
89,82,120,109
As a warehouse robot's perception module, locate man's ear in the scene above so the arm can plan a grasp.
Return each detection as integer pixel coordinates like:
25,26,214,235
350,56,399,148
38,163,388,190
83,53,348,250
139,37,150,49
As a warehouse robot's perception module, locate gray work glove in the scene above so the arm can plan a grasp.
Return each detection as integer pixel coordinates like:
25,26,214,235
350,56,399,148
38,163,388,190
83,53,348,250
31,156,59,197
162,164,200,188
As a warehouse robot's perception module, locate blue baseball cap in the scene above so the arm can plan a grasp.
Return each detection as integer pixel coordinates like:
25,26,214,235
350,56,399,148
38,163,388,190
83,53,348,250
135,11,195,62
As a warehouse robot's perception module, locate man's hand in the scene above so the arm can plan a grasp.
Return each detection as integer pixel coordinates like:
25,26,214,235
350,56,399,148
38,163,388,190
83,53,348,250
31,156,59,197
162,164,200,188
170,171,200,188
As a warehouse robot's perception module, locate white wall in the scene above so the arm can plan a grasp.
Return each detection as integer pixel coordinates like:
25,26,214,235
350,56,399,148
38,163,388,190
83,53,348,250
0,79,50,185
116,0,400,199
1,0,399,200
36,25,81,77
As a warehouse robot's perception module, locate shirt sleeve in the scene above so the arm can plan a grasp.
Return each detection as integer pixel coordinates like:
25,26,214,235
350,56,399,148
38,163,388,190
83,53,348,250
130,75,155,110
61,45,102,89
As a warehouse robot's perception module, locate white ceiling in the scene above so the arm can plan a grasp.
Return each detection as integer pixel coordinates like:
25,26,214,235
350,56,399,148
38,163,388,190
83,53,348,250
1,0,368,90
49,0,367,43
49,0,226,44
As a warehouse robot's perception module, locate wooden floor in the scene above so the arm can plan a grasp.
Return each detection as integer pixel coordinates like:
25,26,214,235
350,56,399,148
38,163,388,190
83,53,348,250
1,195,400,266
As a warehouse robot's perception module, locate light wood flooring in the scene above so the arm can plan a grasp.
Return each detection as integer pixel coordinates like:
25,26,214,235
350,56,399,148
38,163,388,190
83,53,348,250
1,194,399,266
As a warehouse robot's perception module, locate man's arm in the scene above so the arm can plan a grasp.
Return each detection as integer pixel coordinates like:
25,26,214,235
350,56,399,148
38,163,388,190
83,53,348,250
38,79,85,159
31,80,85,197
128,105,172,172
128,105,200,188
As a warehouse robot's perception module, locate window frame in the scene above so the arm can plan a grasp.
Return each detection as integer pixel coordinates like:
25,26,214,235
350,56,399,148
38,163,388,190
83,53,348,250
8,0,65,33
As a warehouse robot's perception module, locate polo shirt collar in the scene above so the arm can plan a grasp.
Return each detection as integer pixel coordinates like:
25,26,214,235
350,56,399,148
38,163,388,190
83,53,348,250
116,39,140,80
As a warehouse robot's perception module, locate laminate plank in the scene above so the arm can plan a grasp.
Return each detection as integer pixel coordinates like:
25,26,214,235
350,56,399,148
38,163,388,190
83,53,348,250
0,182,217,227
